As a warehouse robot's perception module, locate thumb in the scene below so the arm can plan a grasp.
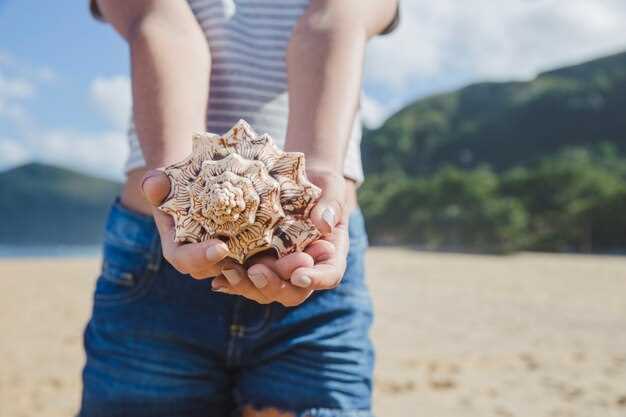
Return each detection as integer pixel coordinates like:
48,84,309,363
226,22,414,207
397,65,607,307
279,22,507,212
309,174,345,235
140,170,171,207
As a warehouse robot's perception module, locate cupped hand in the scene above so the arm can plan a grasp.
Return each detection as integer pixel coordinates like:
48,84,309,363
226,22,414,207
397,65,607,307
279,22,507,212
211,222,348,306
141,170,234,280
211,169,350,307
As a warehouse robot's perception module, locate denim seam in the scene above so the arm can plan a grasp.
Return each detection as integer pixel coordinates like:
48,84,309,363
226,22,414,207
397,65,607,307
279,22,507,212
227,298,243,367
240,304,273,336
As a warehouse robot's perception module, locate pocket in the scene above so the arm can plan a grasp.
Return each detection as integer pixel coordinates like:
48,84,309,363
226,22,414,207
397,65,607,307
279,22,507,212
93,200,161,306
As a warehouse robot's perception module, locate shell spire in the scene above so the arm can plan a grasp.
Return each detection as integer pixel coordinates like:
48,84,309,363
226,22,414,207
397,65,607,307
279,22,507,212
159,120,322,264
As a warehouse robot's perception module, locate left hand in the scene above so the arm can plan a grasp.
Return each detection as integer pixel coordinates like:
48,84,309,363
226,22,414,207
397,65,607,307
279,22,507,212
210,169,350,306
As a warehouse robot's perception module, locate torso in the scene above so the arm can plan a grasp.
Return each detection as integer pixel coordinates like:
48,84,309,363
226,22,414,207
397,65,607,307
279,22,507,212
122,0,360,215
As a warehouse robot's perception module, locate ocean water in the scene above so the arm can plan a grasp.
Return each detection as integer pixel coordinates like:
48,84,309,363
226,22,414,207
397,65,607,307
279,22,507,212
0,245,101,258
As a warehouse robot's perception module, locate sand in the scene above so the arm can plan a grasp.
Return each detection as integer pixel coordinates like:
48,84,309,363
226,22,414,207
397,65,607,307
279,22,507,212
1,249,625,417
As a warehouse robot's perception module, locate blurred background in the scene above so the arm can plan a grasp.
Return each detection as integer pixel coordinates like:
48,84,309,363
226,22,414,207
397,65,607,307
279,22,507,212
1,1,625,416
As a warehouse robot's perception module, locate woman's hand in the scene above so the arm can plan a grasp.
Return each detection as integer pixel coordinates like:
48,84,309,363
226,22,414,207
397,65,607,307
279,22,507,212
211,169,351,307
141,170,237,280
210,219,349,307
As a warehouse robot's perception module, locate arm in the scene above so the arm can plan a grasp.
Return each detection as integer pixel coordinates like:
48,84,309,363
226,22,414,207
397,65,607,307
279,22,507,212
96,0,210,167
212,0,399,305
285,0,397,176
286,0,398,234
96,0,233,277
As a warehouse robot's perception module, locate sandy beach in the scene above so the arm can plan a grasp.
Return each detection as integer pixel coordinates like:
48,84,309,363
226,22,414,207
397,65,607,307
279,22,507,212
1,249,625,417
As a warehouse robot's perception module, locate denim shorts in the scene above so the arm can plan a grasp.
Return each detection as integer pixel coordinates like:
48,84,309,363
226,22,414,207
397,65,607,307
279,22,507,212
79,199,374,417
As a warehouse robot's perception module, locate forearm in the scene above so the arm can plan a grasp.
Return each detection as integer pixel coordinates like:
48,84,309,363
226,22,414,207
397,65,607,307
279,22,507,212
130,21,210,168
284,7,366,175
284,0,397,176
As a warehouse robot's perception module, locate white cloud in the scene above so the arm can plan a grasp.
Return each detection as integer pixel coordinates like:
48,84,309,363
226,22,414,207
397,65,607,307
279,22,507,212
0,129,127,180
34,130,128,180
0,73,34,100
0,137,29,170
89,75,131,130
0,70,35,122
0,53,129,179
361,94,393,129
365,0,626,93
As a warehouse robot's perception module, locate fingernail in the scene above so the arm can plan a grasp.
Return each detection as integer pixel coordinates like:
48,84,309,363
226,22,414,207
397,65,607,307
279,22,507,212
140,171,162,192
212,287,231,294
292,275,312,288
206,243,228,260
248,272,268,289
322,208,335,231
222,269,242,286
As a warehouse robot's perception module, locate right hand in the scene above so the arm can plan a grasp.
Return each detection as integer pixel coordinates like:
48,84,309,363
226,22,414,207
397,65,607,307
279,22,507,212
141,170,243,281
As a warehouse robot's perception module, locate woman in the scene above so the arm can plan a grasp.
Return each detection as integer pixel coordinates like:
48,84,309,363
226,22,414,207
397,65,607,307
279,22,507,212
80,1,399,416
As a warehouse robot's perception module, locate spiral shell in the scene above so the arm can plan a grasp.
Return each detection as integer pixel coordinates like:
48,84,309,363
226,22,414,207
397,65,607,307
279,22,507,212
158,120,322,263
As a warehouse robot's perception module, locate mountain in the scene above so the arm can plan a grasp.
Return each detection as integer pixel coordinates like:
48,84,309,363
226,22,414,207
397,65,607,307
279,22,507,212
363,51,626,176
0,163,120,246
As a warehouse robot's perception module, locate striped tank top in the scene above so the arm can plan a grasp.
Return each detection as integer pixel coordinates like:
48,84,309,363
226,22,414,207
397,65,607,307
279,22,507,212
125,0,364,182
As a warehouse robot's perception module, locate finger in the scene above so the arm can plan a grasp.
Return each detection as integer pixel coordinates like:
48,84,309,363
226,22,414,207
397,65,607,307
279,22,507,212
247,264,312,307
141,170,171,207
249,252,314,280
153,209,178,260
291,223,349,289
309,174,345,235
247,263,284,294
210,276,235,294
291,264,343,291
155,216,229,275
212,272,269,304
175,240,229,273
304,239,336,263
188,264,222,280
219,259,247,286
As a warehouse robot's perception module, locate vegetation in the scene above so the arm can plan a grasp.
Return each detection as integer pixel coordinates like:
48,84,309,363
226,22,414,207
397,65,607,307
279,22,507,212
360,145,626,253
363,51,626,175
360,51,626,253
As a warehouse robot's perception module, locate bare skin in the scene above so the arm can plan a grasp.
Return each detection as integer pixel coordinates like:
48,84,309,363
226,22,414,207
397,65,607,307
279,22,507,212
96,0,397,414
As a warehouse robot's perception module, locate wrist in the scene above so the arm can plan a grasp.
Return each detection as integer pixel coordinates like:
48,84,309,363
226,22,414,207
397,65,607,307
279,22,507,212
283,132,343,175
305,159,343,178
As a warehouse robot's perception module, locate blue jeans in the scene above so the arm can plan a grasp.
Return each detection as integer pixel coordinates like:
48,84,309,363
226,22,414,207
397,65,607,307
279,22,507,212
79,199,374,417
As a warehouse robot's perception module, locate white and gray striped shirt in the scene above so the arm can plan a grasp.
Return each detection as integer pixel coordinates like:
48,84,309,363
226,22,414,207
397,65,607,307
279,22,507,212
125,0,365,182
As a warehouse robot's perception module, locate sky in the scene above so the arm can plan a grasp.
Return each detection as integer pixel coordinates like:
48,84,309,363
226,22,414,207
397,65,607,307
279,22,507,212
2,0,626,180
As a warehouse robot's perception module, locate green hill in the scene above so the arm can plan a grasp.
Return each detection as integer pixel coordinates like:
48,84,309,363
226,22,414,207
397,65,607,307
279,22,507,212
360,51,626,253
363,51,626,176
0,163,120,245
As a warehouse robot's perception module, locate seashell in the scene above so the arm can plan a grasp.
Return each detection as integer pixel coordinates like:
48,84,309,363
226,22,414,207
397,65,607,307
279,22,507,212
158,119,322,264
